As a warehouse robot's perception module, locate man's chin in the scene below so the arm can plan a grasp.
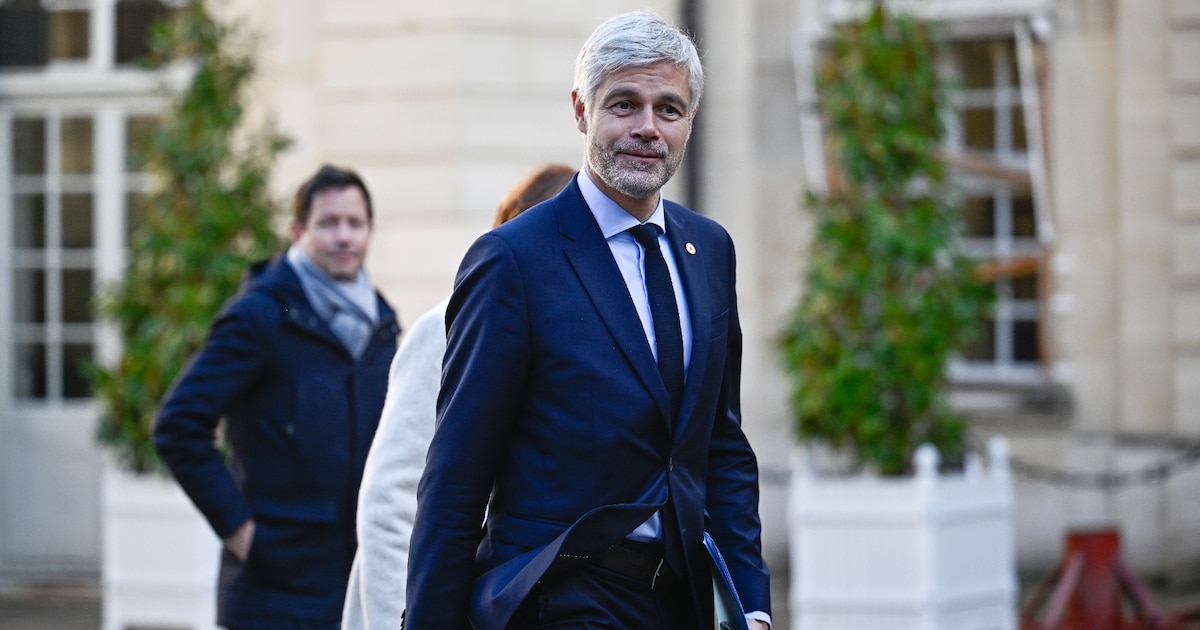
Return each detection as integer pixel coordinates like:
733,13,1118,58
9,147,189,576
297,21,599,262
323,264,362,282
612,165,672,196
613,178,665,199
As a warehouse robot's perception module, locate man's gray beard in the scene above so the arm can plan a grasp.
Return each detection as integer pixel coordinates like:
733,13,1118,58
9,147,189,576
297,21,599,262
588,137,682,200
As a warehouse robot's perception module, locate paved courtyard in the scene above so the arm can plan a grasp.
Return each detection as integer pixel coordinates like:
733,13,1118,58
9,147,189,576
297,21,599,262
2,573,1198,630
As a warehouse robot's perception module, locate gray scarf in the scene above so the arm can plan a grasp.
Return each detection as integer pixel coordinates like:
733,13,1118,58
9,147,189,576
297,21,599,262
286,245,379,359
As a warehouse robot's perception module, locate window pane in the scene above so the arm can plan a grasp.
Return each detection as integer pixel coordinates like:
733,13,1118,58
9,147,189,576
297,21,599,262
1013,273,1039,300
14,194,47,249
13,118,46,175
13,269,47,324
957,41,993,89
61,194,94,249
64,343,94,399
1013,195,1036,238
116,0,176,65
1012,106,1028,150
48,9,89,60
961,319,996,362
125,115,158,171
0,5,49,68
126,191,147,240
14,343,48,399
61,116,94,174
62,269,94,323
1001,40,1018,79
964,108,995,150
1014,320,1039,363
963,197,995,238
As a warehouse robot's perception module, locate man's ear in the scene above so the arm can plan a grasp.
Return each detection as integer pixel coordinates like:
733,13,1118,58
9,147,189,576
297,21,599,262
571,90,587,134
288,219,304,243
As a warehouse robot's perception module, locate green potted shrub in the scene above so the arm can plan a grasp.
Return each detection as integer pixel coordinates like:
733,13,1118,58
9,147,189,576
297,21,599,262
779,1,991,477
88,0,289,475
780,4,1014,627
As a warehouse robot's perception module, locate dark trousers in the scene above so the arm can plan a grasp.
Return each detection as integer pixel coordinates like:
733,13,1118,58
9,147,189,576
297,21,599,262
508,561,697,629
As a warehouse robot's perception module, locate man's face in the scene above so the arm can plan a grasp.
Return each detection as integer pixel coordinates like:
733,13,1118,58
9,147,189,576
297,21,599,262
574,60,694,206
290,185,372,281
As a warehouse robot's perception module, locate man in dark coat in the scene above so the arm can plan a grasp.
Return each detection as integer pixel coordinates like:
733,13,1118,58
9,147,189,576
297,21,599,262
154,164,399,630
404,12,771,630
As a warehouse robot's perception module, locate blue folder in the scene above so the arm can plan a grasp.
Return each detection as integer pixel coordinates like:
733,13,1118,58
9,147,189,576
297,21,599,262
702,532,749,630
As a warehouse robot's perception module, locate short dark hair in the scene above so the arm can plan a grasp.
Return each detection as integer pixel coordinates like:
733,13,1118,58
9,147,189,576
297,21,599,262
292,164,373,225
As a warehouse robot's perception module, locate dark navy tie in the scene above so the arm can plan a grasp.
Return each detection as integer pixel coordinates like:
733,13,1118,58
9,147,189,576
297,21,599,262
628,223,684,416
629,223,687,575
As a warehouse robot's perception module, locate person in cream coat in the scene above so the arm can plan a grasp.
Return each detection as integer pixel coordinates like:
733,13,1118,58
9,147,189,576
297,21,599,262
341,163,575,629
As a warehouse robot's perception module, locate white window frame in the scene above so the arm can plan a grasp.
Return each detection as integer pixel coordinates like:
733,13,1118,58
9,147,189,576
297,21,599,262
1,0,168,408
794,0,1057,388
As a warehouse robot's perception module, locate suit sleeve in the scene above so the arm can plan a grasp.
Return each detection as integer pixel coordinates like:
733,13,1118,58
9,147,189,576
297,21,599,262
153,296,263,539
704,234,773,617
405,235,531,629
344,303,446,629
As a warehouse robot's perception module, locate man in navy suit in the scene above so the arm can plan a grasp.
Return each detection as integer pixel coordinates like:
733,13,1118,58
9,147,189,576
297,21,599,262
405,12,771,629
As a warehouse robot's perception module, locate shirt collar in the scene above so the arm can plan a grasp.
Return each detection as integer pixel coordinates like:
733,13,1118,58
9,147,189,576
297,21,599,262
578,168,666,239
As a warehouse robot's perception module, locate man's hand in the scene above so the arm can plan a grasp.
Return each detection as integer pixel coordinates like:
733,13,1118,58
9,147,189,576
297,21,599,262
750,621,770,630
224,519,256,562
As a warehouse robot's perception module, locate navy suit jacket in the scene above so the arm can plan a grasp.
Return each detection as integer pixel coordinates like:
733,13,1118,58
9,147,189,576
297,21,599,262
405,178,770,629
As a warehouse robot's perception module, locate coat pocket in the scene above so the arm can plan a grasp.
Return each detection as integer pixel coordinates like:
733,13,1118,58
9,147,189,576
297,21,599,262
245,500,342,594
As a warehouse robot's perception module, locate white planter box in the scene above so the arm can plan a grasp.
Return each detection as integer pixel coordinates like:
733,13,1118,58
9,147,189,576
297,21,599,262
102,462,220,630
788,438,1017,630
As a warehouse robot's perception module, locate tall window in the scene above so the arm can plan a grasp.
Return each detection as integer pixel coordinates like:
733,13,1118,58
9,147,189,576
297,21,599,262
1,0,170,403
943,35,1048,382
6,110,156,402
10,113,97,399
797,4,1054,386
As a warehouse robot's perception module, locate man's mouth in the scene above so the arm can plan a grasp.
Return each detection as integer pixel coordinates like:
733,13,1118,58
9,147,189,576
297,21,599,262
619,148,664,164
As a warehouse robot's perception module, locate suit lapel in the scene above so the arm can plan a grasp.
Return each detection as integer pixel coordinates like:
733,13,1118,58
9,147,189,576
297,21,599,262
555,184,674,420
664,202,712,435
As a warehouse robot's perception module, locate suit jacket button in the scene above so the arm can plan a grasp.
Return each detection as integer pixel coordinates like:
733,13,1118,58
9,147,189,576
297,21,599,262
667,457,674,472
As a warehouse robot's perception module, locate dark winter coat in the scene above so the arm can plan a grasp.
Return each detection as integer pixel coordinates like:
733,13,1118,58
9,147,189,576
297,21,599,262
155,256,399,629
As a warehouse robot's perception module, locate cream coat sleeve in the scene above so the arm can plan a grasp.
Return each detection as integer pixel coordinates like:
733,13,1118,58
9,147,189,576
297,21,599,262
342,299,448,630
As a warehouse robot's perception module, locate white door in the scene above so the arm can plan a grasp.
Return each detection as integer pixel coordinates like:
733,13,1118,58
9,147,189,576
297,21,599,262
1,109,106,577
0,0,171,580
1,103,162,579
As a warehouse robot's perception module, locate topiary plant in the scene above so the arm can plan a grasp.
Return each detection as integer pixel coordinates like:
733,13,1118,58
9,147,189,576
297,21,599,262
86,0,289,475
778,1,992,476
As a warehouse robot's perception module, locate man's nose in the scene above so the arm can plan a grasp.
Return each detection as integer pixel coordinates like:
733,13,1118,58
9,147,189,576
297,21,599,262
629,109,660,140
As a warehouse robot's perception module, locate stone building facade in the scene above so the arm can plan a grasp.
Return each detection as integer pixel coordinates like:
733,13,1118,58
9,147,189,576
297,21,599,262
2,0,1199,606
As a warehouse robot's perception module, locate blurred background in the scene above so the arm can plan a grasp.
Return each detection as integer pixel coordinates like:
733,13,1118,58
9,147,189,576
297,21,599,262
1,0,1199,627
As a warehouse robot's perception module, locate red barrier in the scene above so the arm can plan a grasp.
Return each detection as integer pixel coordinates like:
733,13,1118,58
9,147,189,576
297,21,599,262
1020,529,1200,630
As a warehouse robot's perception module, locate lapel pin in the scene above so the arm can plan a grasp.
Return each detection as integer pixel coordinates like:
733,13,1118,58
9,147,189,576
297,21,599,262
685,243,697,255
